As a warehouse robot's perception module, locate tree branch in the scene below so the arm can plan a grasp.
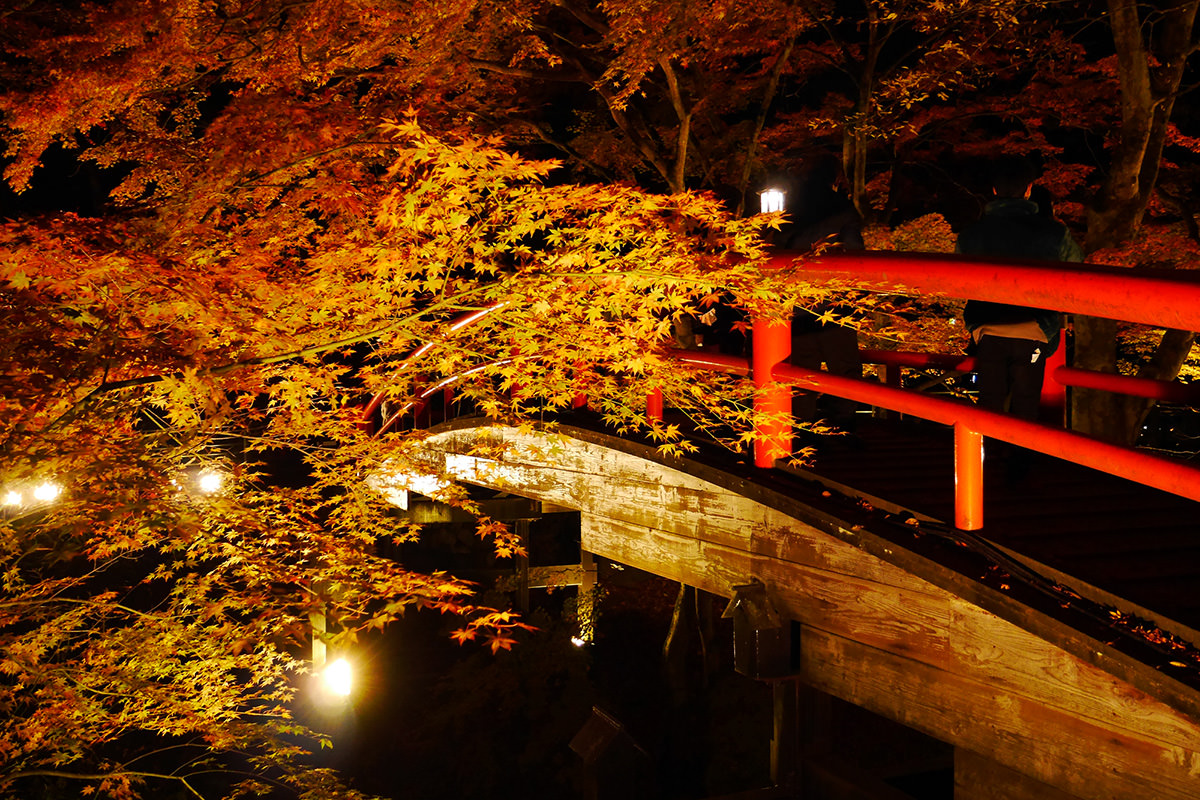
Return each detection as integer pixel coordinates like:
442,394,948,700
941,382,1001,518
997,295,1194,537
465,57,584,82
657,57,691,193
44,283,507,433
736,39,795,216
7,770,207,799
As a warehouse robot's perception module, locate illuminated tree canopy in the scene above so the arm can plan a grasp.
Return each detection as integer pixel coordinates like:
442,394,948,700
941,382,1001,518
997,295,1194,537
0,1,1197,797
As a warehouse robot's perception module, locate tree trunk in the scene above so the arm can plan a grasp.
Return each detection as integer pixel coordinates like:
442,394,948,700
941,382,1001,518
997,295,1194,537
1073,0,1199,443
1070,316,1121,441
736,40,794,217
1073,326,1196,446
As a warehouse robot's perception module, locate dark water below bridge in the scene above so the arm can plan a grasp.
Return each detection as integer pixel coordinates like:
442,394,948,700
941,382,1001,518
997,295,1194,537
296,509,955,800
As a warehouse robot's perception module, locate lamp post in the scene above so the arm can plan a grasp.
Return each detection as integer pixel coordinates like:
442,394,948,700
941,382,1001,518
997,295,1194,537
310,589,353,698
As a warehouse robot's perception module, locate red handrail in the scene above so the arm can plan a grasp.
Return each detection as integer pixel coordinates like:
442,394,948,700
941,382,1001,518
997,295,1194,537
778,250,1200,332
861,349,1200,405
860,349,974,373
359,304,506,431
674,349,1200,528
1051,365,1200,404
361,253,1200,531
771,362,1200,502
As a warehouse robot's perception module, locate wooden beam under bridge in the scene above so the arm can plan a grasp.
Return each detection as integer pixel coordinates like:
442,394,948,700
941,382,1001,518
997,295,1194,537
412,420,1200,800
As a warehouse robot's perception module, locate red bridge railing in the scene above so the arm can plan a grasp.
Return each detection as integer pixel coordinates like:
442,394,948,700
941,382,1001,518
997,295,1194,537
734,251,1200,529
362,250,1200,533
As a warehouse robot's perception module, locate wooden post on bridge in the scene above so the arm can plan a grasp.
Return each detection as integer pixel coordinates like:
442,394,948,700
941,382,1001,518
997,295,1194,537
646,388,664,422
1040,327,1068,427
752,315,792,468
515,519,531,613
954,424,985,531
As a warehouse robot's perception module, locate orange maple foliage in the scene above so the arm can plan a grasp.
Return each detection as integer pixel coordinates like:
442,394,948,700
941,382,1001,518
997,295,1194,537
3,2,1199,796
0,104,811,798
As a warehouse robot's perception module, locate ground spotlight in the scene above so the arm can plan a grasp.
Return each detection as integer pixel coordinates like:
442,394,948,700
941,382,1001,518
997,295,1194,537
322,657,353,697
1,479,65,514
32,482,62,503
196,469,224,494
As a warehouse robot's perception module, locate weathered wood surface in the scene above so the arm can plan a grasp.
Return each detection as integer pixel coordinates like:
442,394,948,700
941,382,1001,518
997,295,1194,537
414,422,1200,799
954,748,1083,800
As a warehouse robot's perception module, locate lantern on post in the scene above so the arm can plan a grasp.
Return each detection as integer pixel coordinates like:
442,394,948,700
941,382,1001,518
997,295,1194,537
758,187,787,214
722,580,793,680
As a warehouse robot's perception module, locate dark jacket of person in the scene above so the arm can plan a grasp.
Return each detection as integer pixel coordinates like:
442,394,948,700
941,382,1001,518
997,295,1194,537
959,197,1083,353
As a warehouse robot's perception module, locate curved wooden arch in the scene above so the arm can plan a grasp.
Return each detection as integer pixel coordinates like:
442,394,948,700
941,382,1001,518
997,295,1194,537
406,419,1200,799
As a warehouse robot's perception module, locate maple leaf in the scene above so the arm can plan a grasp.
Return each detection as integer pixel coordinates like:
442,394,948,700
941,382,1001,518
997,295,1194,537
488,633,518,653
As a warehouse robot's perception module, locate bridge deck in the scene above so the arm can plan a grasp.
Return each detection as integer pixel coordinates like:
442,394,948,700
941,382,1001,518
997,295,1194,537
789,416,1200,635
416,415,1200,796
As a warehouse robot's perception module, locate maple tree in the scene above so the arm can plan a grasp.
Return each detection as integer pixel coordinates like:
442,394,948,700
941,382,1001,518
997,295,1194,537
0,15,804,791
743,1,1200,443
755,0,1063,220
2,1,1199,795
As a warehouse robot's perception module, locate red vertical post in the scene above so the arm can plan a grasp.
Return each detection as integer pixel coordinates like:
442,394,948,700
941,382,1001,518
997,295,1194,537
572,362,588,409
753,315,792,468
647,388,664,422
954,423,984,531
1039,327,1067,426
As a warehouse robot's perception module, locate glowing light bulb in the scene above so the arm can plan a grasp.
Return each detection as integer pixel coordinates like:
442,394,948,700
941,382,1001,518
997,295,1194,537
3,490,21,506
323,658,352,696
197,471,223,494
759,188,786,213
32,482,61,503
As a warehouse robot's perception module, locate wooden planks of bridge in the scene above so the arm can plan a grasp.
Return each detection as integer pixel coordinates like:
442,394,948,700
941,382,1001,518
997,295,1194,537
411,418,1200,800
793,416,1200,638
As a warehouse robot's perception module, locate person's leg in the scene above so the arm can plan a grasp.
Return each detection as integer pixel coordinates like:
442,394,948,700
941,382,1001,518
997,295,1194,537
789,332,822,421
972,335,1011,413
1007,340,1047,423
818,325,862,426
974,336,1021,475
1004,339,1048,481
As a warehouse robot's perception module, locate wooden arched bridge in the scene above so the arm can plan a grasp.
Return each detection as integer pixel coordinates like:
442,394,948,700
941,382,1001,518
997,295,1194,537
362,252,1200,800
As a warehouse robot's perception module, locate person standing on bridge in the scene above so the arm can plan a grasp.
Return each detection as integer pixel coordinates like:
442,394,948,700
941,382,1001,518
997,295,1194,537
957,155,1083,475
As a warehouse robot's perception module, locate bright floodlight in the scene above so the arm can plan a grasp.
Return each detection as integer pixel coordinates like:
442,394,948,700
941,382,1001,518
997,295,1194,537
32,482,62,503
2,490,20,506
197,470,223,494
323,658,353,697
759,187,786,214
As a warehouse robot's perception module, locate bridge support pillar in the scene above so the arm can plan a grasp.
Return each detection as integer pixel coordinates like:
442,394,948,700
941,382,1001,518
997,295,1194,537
771,678,801,792
515,519,531,612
